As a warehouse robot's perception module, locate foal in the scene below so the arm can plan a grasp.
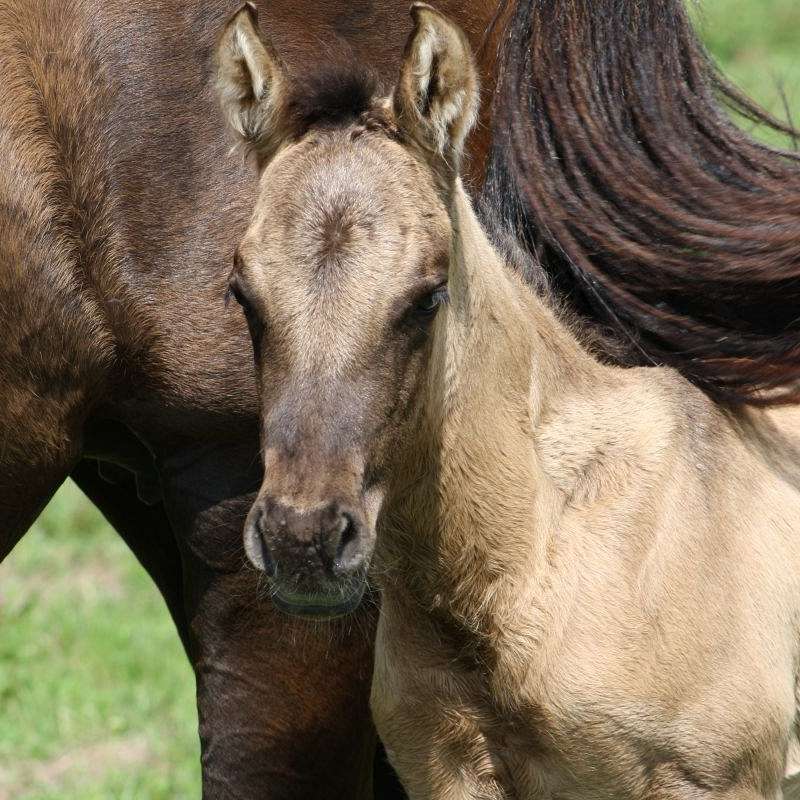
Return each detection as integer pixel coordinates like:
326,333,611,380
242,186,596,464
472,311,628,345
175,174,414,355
217,4,800,798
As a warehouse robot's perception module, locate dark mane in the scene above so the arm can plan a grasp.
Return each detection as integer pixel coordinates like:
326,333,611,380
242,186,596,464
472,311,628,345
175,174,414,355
483,0,800,405
285,64,380,138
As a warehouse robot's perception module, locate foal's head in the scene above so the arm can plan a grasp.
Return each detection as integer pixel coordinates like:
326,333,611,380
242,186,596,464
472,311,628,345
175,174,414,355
216,3,478,617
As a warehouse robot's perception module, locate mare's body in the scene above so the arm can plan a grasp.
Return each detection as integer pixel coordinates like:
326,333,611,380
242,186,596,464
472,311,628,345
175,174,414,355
0,1,498,796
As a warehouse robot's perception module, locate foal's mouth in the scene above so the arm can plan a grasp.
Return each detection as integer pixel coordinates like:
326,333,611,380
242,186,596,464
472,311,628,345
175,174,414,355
268,572,368,620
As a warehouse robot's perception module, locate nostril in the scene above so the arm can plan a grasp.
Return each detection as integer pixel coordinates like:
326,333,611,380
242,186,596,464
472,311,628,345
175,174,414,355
333,512,362,575
253,508,277,577
337,513,357,550
258,534,277,578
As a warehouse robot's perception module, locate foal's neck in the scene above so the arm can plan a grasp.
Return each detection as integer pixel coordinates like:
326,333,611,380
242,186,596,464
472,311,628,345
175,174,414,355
381,184,611,630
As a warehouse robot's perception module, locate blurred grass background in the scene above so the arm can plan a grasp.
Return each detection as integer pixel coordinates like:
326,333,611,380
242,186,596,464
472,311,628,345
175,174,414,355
691,0,800,148
0,481,200,799
0,1,797,797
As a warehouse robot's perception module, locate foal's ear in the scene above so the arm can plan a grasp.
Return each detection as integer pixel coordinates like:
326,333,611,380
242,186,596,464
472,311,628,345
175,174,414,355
394,4,479,184
216,3,288,167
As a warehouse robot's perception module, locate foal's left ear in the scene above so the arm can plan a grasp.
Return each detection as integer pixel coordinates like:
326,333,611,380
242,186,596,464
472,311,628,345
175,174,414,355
394,4,479,185
215,3,288,167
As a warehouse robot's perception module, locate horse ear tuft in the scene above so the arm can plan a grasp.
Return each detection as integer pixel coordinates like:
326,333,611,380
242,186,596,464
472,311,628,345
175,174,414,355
243,2,258,23
215,4,288,168
393,4,479,185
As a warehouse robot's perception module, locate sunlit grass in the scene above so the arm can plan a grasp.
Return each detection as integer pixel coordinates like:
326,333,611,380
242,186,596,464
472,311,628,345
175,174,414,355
0,482,200,799
691,0,800,148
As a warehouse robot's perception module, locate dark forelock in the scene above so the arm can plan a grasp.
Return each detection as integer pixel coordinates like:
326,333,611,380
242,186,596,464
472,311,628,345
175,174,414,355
285,64,380,139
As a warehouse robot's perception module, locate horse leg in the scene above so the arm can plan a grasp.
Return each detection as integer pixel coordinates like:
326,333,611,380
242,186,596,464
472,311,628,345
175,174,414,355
0,390,84,563
184,554,379,799
74,454,407,799
0,459,75,562
0,195,112,560
372,615,503,800
152,437,380,799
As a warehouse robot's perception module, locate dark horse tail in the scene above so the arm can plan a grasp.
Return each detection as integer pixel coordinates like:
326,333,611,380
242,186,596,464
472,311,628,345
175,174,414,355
483,0,800,404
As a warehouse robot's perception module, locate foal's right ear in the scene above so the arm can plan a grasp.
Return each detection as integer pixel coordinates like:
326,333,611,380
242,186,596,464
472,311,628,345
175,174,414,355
394,4,479,187
215,3,288,167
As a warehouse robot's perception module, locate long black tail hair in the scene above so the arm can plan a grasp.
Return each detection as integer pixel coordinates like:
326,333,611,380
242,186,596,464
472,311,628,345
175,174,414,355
483,0,800,404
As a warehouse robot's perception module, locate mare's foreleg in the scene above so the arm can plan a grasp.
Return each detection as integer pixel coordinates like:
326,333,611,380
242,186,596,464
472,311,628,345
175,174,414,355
158,444,383,800
0,378,84,561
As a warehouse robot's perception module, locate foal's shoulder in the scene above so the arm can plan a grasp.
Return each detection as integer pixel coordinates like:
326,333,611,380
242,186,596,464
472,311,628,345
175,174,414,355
536,363,709,504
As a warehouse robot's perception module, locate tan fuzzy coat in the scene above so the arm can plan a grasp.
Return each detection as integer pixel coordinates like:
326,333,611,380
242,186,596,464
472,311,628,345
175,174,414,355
372,186,800,800
215,5,800,797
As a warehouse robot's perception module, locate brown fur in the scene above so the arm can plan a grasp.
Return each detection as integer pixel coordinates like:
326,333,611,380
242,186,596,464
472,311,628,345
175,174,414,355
5,0,799,796
483,0,800,405
285,65,381,138
0,1,497,797
222,8,800,799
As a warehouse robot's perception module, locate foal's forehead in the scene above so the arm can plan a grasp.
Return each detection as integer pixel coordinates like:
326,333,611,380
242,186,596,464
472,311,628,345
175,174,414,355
246,128,449,278
238,128,451,365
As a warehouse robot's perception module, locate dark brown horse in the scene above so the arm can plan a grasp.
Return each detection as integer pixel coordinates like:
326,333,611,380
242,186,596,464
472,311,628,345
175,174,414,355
2,0,799,798
0,2,500,798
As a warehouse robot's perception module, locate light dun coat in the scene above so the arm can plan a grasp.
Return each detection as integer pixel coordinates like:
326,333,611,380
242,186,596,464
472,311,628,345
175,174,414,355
217,4,800,798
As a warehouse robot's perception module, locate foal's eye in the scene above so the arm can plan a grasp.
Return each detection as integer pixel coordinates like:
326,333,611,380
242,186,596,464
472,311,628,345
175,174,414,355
226,277,255,317
414,285,449,318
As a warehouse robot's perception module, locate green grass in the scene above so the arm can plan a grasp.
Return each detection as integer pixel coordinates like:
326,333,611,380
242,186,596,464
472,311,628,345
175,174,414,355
0,2,797,797
691,0,800,147
0,482,200,799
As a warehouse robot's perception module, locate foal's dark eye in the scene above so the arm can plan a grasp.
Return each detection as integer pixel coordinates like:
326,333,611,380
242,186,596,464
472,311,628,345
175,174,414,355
414,285,449,318
226,276,256,319
226,281,248,311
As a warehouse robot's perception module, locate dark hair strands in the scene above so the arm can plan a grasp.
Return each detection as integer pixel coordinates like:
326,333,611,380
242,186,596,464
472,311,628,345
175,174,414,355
283,64,382,139
483,0,800,405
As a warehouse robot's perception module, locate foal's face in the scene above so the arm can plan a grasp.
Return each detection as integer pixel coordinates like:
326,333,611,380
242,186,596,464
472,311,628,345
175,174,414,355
217,2,478,616
232,129,451,615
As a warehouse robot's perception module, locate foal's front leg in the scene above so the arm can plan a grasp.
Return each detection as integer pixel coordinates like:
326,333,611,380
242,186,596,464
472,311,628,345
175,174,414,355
371,616,507,800
371,687,506,800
